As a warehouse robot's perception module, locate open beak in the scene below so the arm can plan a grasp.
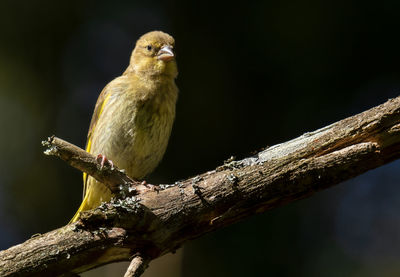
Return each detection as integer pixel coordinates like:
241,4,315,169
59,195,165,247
158,45,174,61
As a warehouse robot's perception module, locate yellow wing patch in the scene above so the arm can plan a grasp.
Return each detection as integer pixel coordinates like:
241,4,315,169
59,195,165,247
82,137,92,191
82,93,111,198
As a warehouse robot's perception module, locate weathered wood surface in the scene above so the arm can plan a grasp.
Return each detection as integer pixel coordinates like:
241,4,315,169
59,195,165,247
1,96,400,276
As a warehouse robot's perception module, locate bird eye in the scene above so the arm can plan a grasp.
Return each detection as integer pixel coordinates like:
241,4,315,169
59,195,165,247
146,45,152,51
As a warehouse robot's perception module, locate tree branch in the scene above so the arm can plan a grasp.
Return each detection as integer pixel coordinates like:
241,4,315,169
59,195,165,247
124,255,149,277
1,96,400,276
42,136,142,193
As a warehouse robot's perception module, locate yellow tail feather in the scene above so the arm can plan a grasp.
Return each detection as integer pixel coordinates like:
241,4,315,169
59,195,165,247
69,178,112,223
69,192,90,223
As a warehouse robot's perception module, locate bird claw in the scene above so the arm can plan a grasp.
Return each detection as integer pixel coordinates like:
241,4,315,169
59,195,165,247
96,154,114,170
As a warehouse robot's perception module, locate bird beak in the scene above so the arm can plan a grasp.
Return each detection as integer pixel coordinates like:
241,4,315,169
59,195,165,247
158,45,174,61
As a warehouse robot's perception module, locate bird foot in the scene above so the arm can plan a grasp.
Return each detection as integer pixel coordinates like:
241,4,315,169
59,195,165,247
96,154,114,170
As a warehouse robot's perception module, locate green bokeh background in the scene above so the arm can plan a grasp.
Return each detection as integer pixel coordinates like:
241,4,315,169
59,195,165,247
1,0,400,276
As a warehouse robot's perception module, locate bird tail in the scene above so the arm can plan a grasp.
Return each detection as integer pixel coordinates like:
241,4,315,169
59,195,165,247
69,177,112,223
69,192,91,223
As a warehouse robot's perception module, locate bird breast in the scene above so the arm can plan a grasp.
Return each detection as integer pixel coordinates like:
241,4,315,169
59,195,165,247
90,78,177,179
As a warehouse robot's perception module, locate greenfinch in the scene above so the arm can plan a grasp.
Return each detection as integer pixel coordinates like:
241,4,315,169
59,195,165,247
70,31,178,223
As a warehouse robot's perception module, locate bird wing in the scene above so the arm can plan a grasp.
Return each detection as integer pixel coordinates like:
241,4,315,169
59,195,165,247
82,85,111,199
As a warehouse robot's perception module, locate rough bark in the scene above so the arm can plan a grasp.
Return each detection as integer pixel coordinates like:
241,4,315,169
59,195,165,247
124,255,149,277
42,136,142,193
1,96,400,276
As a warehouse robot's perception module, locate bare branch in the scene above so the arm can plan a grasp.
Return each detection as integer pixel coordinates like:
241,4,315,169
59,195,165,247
124,255,149,277
1,96,400,276
42,136,142,193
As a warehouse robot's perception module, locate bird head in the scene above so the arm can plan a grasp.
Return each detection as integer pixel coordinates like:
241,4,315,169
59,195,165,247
128,31,178,79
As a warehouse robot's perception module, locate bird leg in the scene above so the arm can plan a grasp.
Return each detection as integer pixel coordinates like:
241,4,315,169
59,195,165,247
96,154,114,170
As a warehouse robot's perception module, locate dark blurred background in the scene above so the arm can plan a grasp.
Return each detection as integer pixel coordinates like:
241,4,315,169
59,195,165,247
1,0,400,276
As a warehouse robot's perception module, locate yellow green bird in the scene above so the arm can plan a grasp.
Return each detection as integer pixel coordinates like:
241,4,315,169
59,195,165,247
70,31,178,223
